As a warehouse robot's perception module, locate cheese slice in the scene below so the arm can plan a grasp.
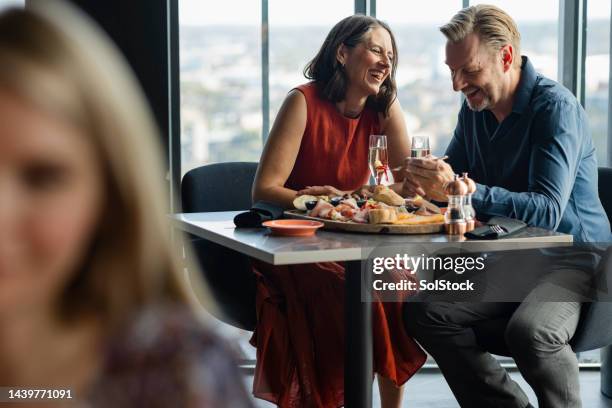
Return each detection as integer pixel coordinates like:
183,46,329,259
393,214,444,225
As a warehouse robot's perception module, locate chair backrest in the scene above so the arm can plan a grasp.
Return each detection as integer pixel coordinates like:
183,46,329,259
598,167,612,229
180,161,259,331
181,162,258,213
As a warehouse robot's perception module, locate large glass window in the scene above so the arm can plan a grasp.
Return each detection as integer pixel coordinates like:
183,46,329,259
0,0,23,11
376,0,462,157
472,1,559,80
268,1,353,122
378,0,558,157
585,0,610,166
179,0,262,175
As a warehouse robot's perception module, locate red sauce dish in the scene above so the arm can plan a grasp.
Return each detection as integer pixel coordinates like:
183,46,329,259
262,219,324,237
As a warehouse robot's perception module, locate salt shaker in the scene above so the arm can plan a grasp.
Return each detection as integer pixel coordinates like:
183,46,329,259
443,174,468,235
461,172,477,232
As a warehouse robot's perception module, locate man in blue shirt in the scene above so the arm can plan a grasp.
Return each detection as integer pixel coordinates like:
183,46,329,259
402,5,611,408
403,31,609,243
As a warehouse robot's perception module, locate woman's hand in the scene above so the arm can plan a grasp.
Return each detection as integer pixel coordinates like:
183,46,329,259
352,185,374,198
297,184,375,198
297,185,346,197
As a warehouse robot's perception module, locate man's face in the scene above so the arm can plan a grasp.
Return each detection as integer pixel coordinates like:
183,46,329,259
445,33,505,112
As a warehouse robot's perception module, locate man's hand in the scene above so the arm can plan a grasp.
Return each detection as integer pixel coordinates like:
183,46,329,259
403,157,454,202
401,174,426,198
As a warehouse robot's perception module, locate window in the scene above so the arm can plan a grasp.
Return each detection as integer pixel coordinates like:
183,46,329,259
268,1,353,123
376,0,462,157
377,0,559,157
585,0,610,166
179,0,262,175
0,0,24,10
472,1,559,80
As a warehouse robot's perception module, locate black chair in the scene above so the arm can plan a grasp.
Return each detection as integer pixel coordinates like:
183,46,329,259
599,167,612,228
472,167,612,387
181,162,258,331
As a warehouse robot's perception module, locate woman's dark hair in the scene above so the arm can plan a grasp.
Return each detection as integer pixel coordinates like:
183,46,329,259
304,14,398,117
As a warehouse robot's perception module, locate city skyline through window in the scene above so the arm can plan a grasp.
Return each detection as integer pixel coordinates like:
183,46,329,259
179,1,610,175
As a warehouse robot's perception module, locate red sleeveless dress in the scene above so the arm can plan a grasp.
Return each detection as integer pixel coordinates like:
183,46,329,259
251,82,426,407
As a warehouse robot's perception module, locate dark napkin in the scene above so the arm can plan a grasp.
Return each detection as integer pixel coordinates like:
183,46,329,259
233,201,285,228
464,216,527,240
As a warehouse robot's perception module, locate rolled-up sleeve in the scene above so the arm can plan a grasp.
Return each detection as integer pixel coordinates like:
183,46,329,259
471,100,581,229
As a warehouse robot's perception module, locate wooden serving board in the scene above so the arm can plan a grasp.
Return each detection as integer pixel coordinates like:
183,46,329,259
284,210,444,235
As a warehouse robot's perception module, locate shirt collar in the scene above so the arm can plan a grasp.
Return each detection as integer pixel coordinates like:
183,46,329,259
512,56,537,114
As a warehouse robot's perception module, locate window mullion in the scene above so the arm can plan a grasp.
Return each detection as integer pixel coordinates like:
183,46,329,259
168,0,181,212
355,0,374,15
608,1,612,166
559,0,587,105
261,0,270,144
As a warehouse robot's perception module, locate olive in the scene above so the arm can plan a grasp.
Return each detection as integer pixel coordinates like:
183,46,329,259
357,199,367,208
305,200,318,211
330,196,343,206
403,204,420,212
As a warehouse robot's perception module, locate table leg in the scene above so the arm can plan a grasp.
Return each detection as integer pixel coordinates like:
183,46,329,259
345,260,373,408
602,345,612,398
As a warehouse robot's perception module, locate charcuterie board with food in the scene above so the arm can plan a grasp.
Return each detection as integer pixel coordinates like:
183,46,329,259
285,185,445,235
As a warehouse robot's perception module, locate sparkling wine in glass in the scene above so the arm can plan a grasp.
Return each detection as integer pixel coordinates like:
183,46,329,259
410,135,431,158
369,134,388,185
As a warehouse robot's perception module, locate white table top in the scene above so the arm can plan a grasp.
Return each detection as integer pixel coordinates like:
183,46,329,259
170,211,573,266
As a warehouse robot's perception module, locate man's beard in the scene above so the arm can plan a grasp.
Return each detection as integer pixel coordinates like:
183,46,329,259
466,92,491,112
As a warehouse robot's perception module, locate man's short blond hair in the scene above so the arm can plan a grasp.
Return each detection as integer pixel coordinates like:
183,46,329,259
440,4,521,68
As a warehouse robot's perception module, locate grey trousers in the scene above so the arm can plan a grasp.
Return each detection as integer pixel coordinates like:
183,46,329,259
405,299,581,408
403,250,596,408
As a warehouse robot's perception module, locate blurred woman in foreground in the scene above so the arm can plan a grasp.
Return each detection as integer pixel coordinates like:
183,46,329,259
0,2,251,407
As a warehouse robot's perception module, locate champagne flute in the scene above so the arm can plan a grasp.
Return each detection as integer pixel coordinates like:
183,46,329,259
410,135,430,158
368,134,388,185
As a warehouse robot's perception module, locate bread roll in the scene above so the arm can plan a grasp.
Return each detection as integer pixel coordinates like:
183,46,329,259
368,208,398,224
292,194,317,210
373,185,404,206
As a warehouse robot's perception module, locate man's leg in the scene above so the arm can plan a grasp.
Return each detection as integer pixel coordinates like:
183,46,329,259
506,298,583,407
404,301,530,408
505,259,595,408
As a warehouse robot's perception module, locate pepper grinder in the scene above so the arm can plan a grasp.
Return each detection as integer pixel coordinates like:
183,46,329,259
443,174,468,235
462,172,477,232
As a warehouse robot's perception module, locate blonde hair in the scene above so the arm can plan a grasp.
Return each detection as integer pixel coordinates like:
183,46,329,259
440,4,521,68
0,1,216,328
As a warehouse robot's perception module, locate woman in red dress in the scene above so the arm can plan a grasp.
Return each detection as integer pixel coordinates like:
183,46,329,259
251,15,426,408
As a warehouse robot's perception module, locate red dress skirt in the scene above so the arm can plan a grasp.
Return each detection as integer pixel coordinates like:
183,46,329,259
250,260,426,407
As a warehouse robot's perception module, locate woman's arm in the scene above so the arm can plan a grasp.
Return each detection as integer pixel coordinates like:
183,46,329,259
252,89,307,208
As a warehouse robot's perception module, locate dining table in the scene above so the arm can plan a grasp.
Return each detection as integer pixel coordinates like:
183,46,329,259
170,210,573,408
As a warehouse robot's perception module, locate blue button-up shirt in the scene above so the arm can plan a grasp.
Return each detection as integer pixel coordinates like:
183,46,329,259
446,57,611,242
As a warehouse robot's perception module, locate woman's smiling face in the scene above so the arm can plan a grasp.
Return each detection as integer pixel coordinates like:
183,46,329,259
339,26,394,97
